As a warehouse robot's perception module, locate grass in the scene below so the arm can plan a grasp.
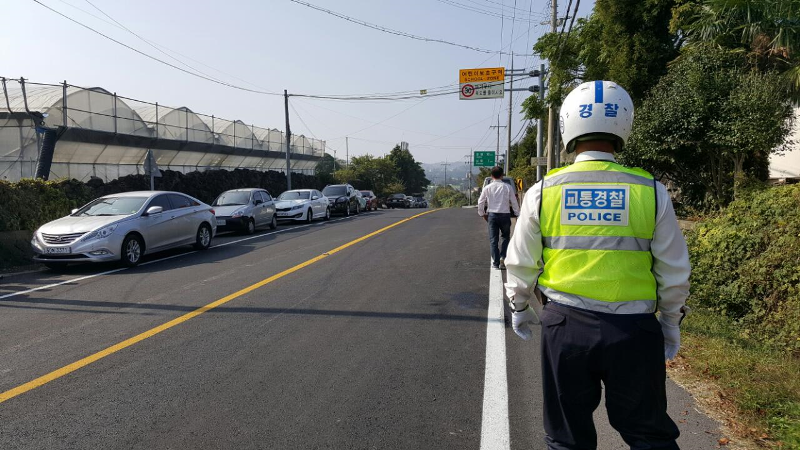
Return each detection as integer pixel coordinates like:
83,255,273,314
672,309,800,448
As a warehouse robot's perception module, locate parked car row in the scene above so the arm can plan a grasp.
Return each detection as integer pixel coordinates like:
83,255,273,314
385,193,428,209
30,183,386,270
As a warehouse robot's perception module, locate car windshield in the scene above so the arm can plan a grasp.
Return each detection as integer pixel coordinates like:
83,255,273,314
73,197,148,217
279,191,310,200
323,186,346,196
360,192,372,197
213,191,251,206
390,194,405,199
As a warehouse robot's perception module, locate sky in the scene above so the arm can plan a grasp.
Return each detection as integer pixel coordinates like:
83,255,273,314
1,0,594,165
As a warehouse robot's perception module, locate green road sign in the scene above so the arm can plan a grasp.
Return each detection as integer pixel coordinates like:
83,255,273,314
474,151,496,167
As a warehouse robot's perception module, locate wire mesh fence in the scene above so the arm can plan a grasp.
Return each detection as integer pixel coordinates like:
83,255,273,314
0,78,324,182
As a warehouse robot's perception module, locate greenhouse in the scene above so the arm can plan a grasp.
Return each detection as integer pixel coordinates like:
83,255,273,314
0,78,324,182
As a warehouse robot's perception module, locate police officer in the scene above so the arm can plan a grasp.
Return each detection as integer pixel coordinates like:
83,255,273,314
505,80,691,450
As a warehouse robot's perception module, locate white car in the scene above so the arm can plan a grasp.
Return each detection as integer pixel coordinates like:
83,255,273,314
31,191,216,269
274,189,331,222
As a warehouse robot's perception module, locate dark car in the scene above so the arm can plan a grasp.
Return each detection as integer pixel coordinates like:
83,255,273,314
386,193,409,209
414,197,427,208
360,190,379,211
323,184,360,216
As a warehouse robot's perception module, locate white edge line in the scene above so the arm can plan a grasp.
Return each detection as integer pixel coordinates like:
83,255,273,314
0,215,358,301
480,266,511,450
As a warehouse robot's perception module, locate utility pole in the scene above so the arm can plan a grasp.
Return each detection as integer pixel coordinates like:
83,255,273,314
441,160,449,187
284,90,292,190
506,57,514,175
547,0,558,173
537,63,546,180
489,120,506,169
346,136,349,169
465,152,473,205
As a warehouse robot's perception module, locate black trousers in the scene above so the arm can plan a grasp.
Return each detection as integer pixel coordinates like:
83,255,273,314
540,302,680,450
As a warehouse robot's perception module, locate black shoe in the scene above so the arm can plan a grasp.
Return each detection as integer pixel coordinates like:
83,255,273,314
492,263,500,270
499,261,506,270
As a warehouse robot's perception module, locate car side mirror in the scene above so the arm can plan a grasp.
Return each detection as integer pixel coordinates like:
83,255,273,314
255,199,263,205
71,208,79,214
145,206,163,216
312,196,319,200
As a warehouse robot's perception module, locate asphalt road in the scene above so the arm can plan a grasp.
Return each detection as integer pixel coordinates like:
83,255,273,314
0,208,723,449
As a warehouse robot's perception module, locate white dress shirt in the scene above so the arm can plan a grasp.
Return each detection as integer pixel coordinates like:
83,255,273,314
478,179,521,216
504,151,691,326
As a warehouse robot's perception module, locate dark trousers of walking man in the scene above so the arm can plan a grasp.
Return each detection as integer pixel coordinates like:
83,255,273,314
488,212,511,267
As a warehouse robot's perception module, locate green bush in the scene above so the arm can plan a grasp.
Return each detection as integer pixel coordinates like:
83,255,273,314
430,185,468,208
0,179,94,232
686,183,800,354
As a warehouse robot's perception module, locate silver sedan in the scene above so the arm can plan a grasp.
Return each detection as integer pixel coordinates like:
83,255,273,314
31,191,217,269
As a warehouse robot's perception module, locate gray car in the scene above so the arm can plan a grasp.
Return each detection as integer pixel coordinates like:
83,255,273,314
212,189,277,234
31,191,217,269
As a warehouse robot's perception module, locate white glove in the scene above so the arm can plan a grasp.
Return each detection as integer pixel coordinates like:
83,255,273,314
659,317,681,361
512,305,539,341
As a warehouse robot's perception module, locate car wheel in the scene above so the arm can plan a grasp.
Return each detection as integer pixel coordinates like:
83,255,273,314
356,203,361,214
324,207,331,221
269,214,277,230
244,218,255,235
43,262,67,271
345,204,350,216
194,224,212,251
121,234,144,267
306,208,313,223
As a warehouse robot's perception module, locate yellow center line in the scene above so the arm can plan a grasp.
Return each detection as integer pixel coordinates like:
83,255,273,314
0,209,441,404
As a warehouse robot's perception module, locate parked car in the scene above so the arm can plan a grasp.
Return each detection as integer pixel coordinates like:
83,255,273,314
212,188,277,234
322,184,360,216
275,189,330,222
386,193,408,209
31,191,216,269
355,189,368,213
406,196,417,208
414,197,427,208
360,190,379,211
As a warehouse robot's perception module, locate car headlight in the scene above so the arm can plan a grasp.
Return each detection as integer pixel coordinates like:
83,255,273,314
80,224,118,242
336,197,347,203
290,204,304,210
231,209,245,218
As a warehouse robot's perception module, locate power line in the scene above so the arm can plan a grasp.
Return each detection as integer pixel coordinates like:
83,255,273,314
434,0,545,22
82,0,230,87
30,0,284,96
555,0,580,63
286,0,534,56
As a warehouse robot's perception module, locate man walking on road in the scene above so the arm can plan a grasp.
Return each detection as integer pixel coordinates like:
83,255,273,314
478,166,520,270
504,81,691,449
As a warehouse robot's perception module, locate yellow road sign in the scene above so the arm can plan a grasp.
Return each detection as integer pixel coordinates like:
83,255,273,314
459,67,505,83
459,67,505,100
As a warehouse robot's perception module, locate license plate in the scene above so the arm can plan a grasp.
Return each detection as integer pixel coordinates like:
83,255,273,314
46,247,70,254
216,219,226,226
277,212,289,217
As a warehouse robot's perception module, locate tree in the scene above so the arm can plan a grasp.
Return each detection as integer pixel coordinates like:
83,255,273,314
340,154,399,197
430,185,468,208
621,45,794,207
528,0,679,109
387,145,430,194
672,0,800,94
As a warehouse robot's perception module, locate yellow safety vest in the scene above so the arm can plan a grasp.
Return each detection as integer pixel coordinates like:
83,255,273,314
538,160,658,303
